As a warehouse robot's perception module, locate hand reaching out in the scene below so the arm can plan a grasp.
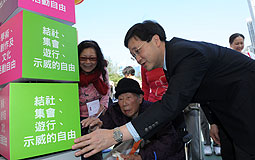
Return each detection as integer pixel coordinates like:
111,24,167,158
72,126,133,158
210,124,220,145
72,129,116,158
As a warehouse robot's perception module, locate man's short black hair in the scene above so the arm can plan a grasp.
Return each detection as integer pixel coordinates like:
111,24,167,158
124,20,166,48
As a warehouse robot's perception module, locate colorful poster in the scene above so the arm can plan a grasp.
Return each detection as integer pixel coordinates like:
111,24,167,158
22,10,79,82
0,11,23,86
0,83,81,160
19,0,75,25
0,10,79,86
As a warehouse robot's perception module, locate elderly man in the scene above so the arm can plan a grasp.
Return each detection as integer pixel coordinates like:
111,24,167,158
81,78,185,160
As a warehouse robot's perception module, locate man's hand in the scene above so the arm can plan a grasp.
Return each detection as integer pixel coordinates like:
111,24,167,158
81,117,103,131
121,154,142,160
210,124,220,145
72,129,116,158
72,126,133,158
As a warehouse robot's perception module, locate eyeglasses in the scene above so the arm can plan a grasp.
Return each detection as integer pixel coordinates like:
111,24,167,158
131,41,146,59
79,57,97,62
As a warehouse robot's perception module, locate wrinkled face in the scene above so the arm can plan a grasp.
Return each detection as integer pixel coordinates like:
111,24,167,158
127,35,164,71
118,93,143,117
79,48,97,73
230,36,244,53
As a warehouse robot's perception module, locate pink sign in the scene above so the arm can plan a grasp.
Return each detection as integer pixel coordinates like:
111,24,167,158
19,0,75,25
0,12,22,86
0,84,10,160
0,0,75,26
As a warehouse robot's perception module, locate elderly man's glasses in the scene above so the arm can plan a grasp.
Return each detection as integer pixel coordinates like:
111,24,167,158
131,41,146,59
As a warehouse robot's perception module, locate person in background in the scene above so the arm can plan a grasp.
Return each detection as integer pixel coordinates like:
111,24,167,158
109,80,115,103
122,66,142,86
208,33,252,159
78,40,110,160
82,78,185,160
72,21,255,160
229,33,255,59
229,33,245,53
141,66,168,102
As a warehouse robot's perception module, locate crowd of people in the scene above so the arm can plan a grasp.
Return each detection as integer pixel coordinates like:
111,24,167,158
73,20,255,160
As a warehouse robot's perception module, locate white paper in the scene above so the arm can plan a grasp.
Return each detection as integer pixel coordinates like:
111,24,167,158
112,152,124,160
87,99,100,117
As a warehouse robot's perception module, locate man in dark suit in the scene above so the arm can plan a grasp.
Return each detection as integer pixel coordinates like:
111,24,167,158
72,20,255,160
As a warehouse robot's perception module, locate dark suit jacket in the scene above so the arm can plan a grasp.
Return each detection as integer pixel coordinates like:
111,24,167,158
131,37,255,154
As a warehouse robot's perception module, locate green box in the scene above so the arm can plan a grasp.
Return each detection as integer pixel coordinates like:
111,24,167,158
0,10,79,86
0,83,81,160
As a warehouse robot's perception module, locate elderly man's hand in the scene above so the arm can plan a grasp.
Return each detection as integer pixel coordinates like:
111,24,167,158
72,129,116,158
81,117,103,131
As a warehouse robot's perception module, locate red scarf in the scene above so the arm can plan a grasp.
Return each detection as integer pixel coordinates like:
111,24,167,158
79,70,109,95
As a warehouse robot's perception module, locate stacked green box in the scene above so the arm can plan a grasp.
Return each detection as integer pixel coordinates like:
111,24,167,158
0,1,81,160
